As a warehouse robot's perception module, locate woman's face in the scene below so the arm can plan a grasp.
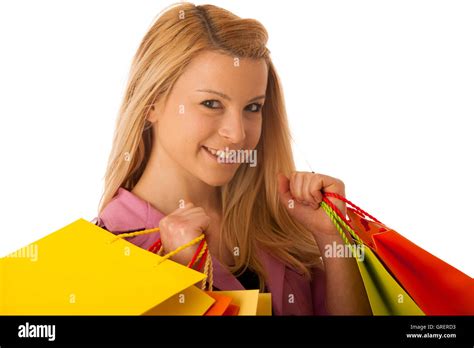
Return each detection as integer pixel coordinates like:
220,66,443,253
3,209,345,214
151,50,268,186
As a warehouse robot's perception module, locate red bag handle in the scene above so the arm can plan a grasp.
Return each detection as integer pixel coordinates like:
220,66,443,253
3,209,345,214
323,192,383,224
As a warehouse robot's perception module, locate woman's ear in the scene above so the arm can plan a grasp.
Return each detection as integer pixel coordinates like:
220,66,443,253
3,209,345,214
147,100,164,124
147,105,159,124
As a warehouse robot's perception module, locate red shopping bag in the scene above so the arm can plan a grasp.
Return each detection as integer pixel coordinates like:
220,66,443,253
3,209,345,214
324,193,474,315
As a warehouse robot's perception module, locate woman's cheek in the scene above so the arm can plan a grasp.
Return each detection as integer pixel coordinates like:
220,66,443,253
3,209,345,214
246,118,262,149
185,113,215,137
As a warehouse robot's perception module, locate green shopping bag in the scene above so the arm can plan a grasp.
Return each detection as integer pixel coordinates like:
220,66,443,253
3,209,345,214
321,201,424,315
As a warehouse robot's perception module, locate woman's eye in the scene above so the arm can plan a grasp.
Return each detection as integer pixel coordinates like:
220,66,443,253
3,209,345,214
201,100,263,112
246,103,263,113
201,100,222,109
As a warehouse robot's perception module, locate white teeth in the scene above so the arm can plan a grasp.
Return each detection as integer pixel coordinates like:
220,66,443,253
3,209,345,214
217,150,231,159
204,146,231,159
204,146,218,157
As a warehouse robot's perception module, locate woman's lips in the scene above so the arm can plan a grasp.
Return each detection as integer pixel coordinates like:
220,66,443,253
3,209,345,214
201,146,234,165
202,145,218,158
203,145,219,156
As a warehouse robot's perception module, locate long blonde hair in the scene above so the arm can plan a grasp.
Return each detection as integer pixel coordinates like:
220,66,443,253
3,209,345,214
98,2,322,290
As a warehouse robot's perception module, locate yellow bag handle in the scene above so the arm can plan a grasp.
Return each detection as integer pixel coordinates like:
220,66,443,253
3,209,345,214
109,228,213,291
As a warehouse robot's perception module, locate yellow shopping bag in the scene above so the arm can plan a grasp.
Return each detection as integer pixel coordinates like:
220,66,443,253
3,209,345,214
144,224,274,316
145,285,215,315
0,218,214,315
353,245,424,315
257,293,272,316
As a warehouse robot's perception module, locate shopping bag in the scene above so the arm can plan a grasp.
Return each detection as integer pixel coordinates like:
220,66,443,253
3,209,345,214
323,192,474,315
0,218,214,315
321,201,424,315
146,227,273,316
145,285,215,315
215,290,261,315
203,291,272,316
204,292,234,315
256,293,272,315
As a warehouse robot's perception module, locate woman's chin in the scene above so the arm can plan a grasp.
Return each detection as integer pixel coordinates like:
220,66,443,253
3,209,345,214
195,147,240,185
194,165,239,187
199,173,235,187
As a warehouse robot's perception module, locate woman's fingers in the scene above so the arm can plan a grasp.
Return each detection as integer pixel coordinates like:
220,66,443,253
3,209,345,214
284,171,346,207
277,171,347,236
277,173,293,207
292,172,305,203
302,174,315,207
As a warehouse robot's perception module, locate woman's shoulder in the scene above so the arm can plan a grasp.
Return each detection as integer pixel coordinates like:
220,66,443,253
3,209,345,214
93,187,164,231
89,187,163,249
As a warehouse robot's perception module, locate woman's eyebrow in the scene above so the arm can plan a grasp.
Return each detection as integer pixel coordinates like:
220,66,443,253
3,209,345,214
196,89,265,103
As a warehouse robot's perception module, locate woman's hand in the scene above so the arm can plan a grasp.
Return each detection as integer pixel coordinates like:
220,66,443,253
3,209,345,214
278,171,372,315
159,202,210,266
277,171,347,237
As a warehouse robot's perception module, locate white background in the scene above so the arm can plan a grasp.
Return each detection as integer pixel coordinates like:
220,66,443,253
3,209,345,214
0,0,472,276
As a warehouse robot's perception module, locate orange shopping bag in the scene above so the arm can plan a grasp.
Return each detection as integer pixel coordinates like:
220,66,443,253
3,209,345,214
323,192,474,315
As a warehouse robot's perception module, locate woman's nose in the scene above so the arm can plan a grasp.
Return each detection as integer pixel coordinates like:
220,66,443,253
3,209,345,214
218,110,246,144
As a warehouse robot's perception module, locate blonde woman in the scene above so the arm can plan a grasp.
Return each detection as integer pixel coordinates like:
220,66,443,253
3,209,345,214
93,2,372,315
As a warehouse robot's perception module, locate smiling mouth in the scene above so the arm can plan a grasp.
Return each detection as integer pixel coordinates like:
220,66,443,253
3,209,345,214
202,145,234,161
